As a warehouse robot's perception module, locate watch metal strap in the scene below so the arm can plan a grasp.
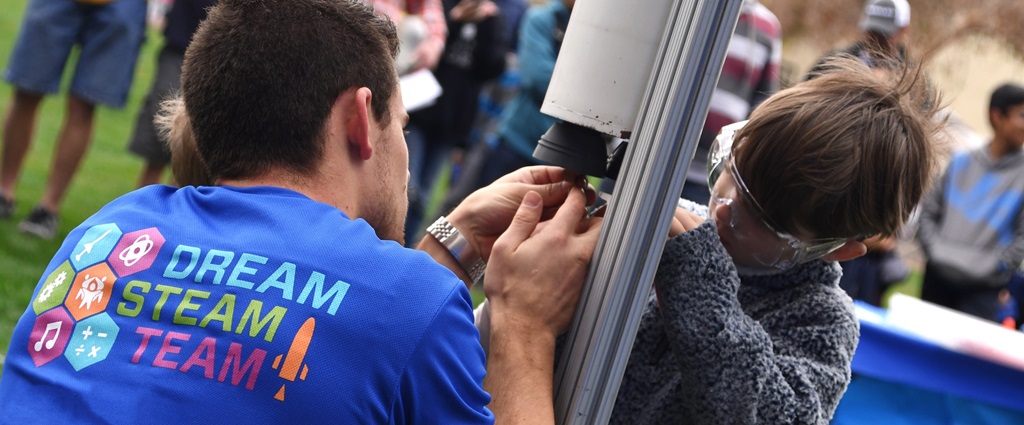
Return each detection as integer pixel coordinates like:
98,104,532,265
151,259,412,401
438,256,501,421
427,216,486,284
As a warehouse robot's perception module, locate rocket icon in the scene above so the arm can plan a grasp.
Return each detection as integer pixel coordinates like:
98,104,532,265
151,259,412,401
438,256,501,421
272,317,316,401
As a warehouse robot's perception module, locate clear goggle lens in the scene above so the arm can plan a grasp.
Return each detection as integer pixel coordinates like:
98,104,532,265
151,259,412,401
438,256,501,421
706,121,847,270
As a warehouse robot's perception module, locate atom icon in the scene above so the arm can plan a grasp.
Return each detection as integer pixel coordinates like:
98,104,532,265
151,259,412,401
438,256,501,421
118,234,154,267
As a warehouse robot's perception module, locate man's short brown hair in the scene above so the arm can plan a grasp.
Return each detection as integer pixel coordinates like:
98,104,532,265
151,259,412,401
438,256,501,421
733,57,941,240
182,0,399,181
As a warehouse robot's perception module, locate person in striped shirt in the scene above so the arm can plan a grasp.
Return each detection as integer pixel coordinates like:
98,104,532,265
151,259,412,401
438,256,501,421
681,0,781,207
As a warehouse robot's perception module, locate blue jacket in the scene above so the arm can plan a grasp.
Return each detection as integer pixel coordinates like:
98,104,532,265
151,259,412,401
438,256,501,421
497,0,568,161
918,147,1024,287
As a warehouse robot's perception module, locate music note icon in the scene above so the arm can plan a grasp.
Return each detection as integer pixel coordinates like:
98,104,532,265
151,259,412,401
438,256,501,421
34,321,62,352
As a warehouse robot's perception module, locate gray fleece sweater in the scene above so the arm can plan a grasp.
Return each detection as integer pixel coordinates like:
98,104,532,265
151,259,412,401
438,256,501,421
608,221,859,425
473,209,859,424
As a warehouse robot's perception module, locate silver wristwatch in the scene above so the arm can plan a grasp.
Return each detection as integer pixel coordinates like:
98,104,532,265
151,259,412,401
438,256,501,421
427,216,486,284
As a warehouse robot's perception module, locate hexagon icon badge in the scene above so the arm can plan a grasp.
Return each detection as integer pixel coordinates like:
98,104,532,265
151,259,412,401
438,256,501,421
64,313,120,371
28,308,74,367
32,260,76,315
70,224,123,270
65,263,117,321
109,228,165,277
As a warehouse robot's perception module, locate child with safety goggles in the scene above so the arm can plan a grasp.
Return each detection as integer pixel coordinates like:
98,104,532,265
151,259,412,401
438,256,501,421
609,56,941,424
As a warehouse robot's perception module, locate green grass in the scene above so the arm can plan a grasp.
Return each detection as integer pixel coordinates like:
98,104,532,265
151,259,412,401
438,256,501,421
0,1,164,367
883,268,924,308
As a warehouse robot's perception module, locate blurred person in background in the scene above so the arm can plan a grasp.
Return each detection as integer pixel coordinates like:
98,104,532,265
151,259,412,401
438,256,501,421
492,0,526,52
807,0,911,77
681,0,781,207
127,0,217,188
807,0,915,307
403,0,510,245
437,0,527,216
451,0,573,202
368,0,447,75
0,0,147,239
917,83,1024,322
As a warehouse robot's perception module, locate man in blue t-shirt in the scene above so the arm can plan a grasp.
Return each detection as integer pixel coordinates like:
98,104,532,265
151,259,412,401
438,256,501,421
0,0,602,423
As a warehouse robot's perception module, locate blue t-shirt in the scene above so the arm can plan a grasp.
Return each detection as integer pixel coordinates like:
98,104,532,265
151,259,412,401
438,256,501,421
0,186,493,424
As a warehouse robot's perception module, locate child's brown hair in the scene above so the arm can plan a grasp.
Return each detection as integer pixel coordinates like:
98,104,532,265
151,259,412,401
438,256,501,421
155,96,212,187
733,56,942,240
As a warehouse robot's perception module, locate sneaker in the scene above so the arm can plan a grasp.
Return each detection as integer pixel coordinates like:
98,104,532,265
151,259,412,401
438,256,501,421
19,206,59,240
0,192,12,219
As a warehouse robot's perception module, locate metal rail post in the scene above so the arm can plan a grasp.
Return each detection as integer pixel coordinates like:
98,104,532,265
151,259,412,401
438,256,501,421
552,1,744,423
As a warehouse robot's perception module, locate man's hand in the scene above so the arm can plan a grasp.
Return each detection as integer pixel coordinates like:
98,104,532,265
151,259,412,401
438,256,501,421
447,166,595,262
484,188,602,335
481,188,600,424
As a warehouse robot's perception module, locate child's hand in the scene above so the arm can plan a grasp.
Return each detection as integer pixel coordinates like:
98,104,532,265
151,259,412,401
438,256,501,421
668,206,705,238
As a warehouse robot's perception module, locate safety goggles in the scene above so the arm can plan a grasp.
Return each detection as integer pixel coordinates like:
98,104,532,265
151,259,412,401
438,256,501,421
706,121,847,270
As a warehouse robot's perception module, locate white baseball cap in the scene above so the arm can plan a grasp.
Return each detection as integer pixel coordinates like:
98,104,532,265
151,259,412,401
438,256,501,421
859,0,911,36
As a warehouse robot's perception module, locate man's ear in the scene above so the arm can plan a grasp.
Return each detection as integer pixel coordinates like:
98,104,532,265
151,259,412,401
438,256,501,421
345,87,374,161
822,240,868,263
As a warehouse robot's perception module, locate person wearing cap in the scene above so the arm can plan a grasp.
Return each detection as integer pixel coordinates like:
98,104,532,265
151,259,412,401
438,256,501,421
805,0,915,309
806,0,912,77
